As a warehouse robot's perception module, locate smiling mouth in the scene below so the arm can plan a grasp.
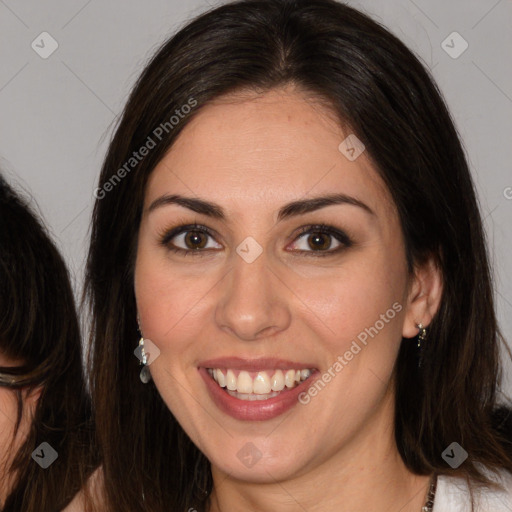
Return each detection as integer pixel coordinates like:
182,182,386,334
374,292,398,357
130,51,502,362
206,368,315,401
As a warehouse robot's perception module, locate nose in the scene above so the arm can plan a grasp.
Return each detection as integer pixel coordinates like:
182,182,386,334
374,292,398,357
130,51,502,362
214,243,292,341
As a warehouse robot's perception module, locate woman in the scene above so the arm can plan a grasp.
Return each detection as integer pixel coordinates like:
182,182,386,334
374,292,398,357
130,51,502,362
85,0,512,510
0,174,99,511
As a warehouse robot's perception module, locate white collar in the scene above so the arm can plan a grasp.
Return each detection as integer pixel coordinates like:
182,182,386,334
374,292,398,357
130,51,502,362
433,468,512,511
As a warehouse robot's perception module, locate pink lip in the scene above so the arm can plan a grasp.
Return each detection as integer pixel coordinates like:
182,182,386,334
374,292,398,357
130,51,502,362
198,356,316,371
198,362,318,422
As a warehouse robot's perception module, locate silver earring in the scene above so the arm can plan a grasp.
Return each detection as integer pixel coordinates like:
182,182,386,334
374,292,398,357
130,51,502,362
416,323,428,368
138,336,148,365
136,318,152,384
139,338,152,384
416,323,427,349
140,365,152,384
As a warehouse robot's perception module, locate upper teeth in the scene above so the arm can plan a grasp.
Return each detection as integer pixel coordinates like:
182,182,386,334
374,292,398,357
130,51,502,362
208,368,312,394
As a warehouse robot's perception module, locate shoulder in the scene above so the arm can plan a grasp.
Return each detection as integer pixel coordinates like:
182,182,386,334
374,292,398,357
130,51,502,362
61,467,105,512
434,467,512,512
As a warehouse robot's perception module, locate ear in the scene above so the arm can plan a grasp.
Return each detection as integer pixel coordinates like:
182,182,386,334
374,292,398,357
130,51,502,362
23,384,43,409
402,256,443,339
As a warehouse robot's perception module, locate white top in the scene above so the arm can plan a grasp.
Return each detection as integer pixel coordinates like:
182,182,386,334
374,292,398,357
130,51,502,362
433,469,512,511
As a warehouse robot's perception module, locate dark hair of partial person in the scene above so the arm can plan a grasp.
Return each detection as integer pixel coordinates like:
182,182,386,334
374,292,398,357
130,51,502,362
84,0,512,510
0,174,99,511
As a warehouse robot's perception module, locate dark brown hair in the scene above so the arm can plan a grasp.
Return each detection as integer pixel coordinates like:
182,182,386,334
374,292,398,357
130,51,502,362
85,1,512,510
0,174,99,511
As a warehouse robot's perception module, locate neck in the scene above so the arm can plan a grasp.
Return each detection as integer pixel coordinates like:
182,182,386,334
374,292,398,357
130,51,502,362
208,389,432,512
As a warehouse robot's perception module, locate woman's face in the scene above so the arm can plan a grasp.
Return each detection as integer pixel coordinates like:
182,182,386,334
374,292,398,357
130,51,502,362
135,86,423,482
0,357,19,479
0,354,36,499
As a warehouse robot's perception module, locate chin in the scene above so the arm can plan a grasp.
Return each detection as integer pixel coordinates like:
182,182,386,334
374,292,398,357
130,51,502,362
203,433,313,483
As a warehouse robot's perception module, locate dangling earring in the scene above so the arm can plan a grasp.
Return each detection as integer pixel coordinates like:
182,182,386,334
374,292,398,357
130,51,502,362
416,322,428,368
416,323,427,349
136,316,152,384
138,336,148,365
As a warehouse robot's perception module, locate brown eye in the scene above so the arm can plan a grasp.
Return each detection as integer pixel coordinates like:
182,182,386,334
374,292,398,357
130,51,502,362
289,224,353,256
306,232,333,251
159,224,222,256
183,231,208,250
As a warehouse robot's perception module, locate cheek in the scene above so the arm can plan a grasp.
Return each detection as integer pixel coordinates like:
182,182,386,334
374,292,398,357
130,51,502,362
0,388,15,418
296,253,406,344
299,250,407,409
134,244,213,356
0,390,17,462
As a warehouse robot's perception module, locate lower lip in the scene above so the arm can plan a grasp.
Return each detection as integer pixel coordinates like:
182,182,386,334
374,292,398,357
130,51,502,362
199,367,316,421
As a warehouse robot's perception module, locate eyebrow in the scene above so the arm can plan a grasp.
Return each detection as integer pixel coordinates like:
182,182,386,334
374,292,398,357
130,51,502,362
148,193,375,222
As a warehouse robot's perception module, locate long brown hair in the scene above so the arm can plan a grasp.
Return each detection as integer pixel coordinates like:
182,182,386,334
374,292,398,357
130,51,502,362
0,173,99,511
85,1,512,510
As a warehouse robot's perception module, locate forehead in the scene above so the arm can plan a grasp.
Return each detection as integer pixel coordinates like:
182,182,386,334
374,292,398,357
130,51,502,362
144,87,395,221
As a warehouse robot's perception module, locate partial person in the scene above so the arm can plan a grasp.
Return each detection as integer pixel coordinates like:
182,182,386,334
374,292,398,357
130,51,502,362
0,173,99,511
85,1,512,510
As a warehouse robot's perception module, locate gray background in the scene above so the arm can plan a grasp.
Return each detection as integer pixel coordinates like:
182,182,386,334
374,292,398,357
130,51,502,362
1,0,511,392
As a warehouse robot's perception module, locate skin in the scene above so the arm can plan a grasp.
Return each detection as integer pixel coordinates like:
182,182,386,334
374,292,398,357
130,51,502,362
134,85,443,512
0,353,39,507
0,362,97,512
64,468,104,512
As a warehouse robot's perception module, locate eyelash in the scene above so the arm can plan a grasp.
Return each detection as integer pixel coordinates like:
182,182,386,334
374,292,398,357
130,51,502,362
158,223,353,258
